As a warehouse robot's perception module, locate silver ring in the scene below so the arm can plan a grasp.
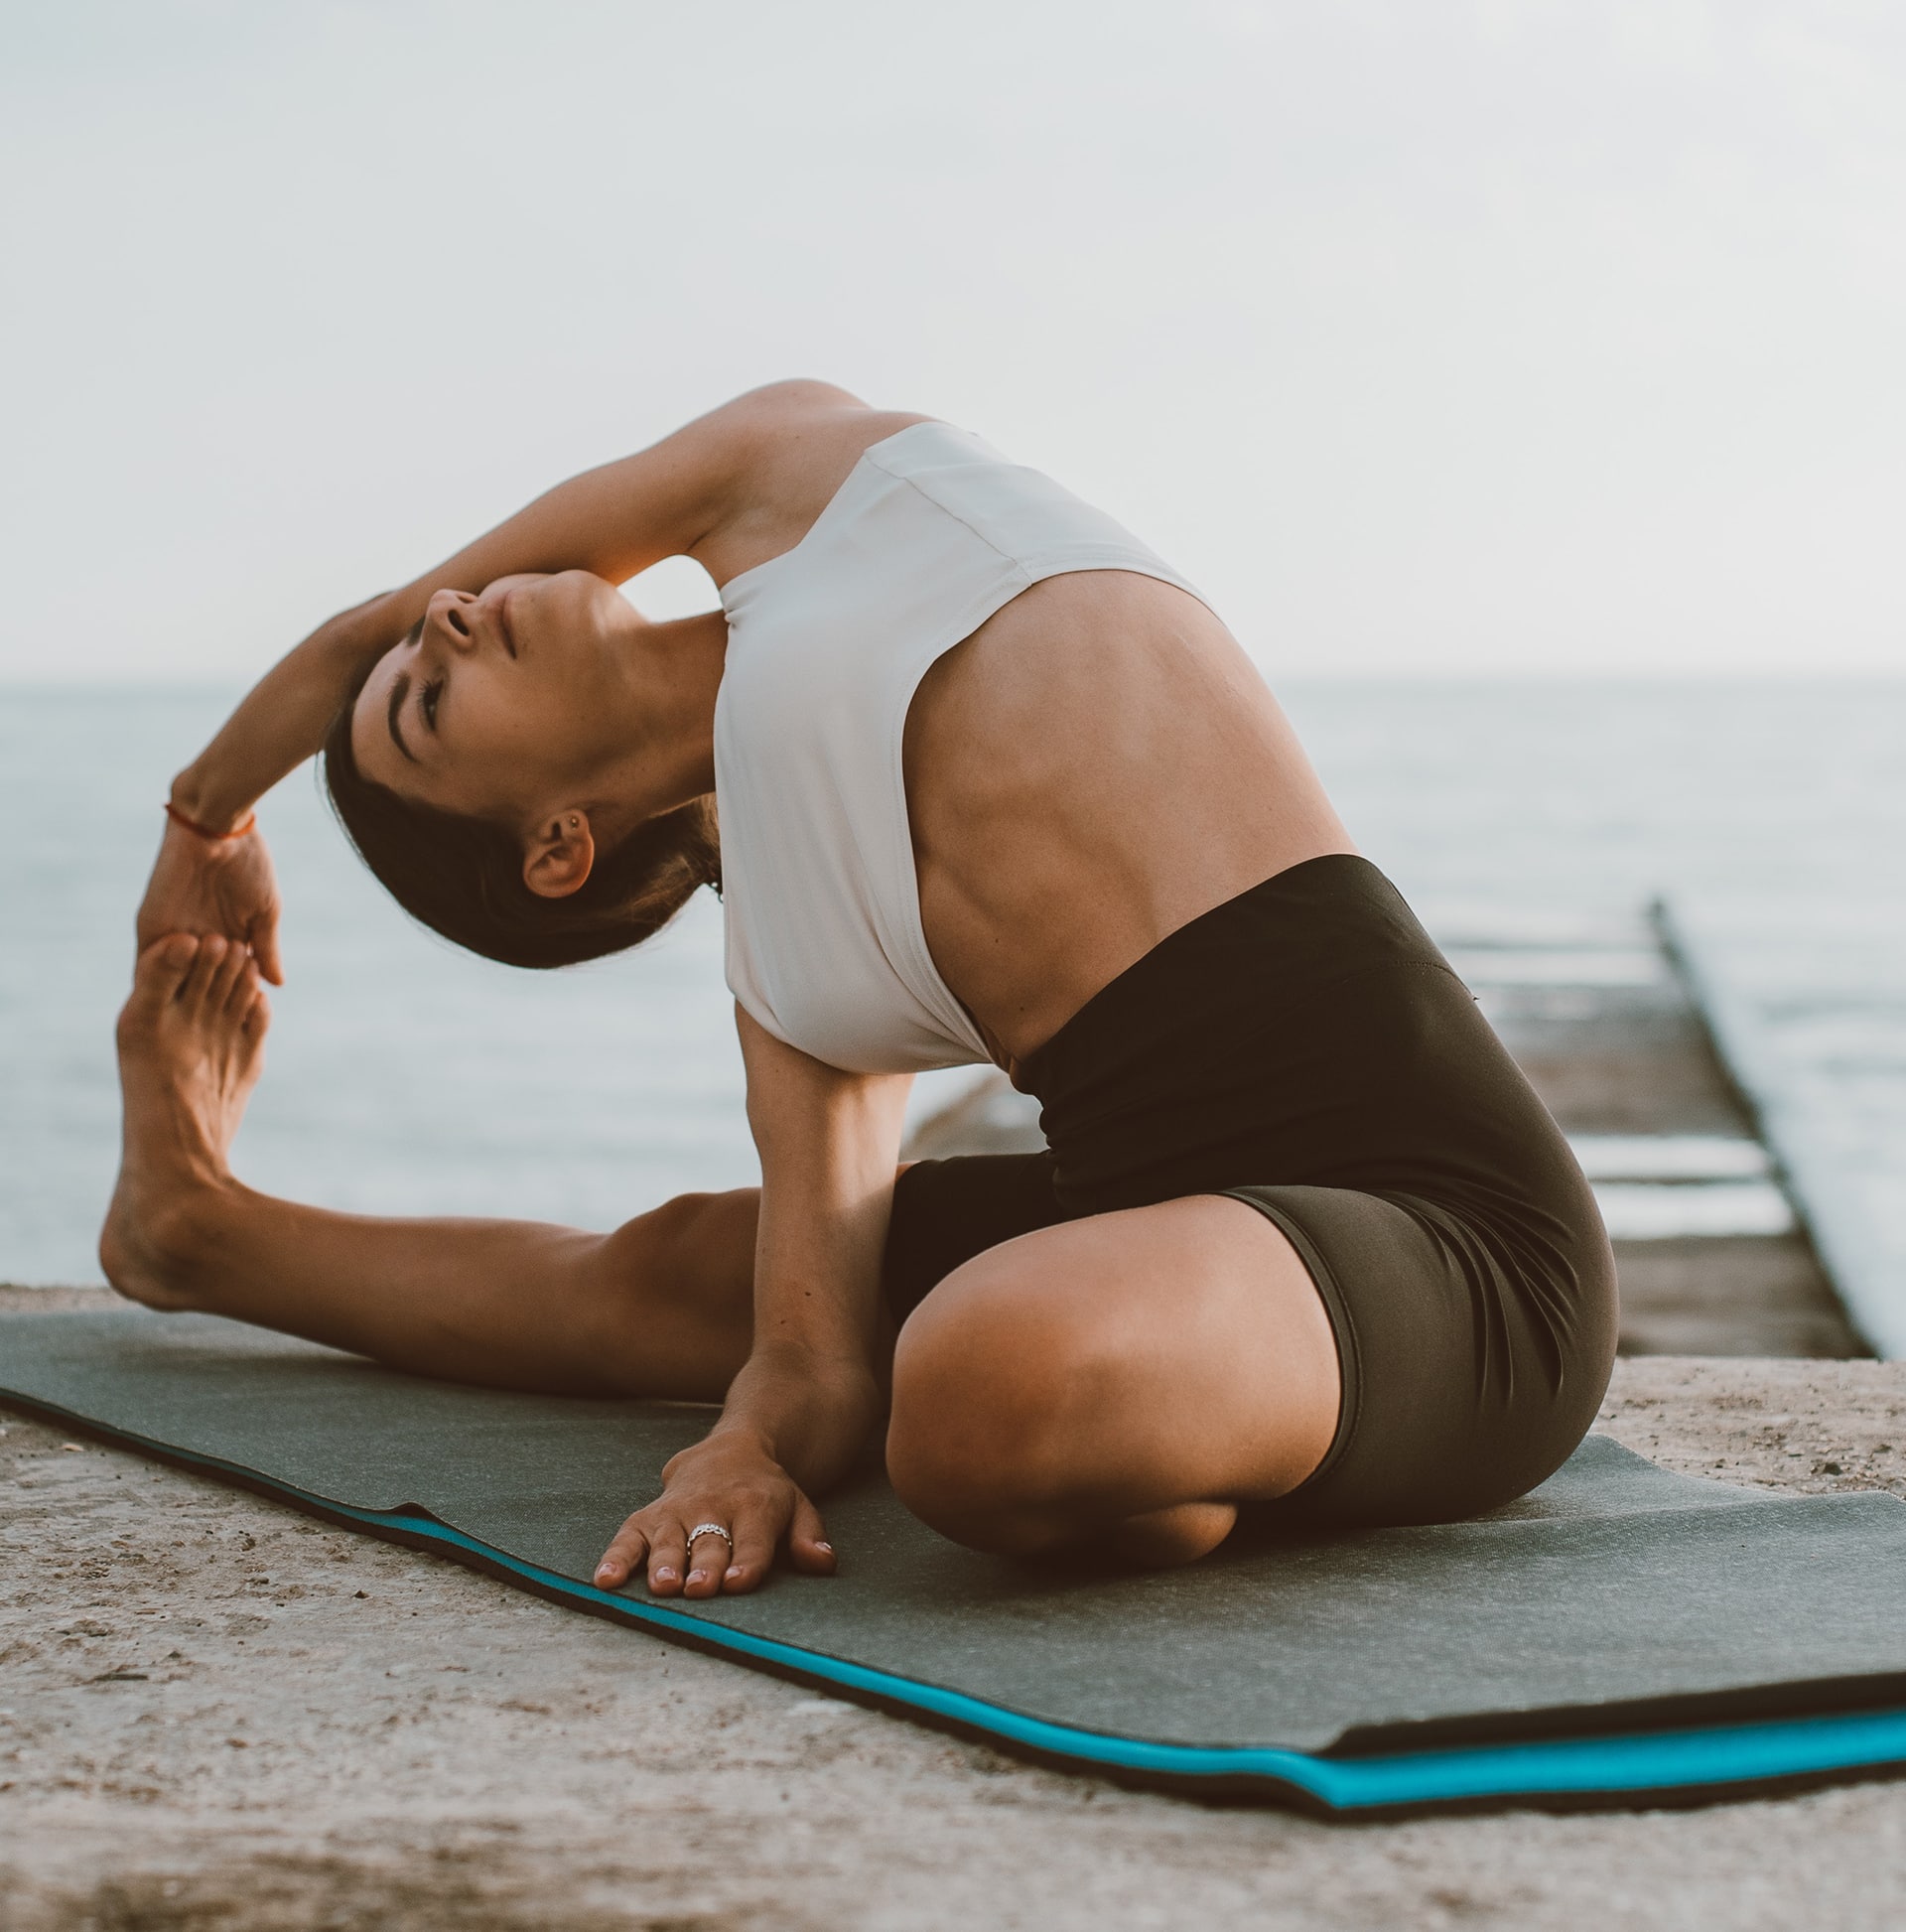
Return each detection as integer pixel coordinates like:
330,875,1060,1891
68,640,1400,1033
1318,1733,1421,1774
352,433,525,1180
687,1522,734,1550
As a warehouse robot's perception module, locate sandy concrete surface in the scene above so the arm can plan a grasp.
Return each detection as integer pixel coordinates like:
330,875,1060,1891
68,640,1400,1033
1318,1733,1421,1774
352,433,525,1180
7,1288,1906,1930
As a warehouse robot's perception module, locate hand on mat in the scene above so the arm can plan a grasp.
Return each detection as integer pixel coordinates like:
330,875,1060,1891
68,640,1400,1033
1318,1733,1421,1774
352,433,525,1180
594,1438,837,1598
138,814,286,986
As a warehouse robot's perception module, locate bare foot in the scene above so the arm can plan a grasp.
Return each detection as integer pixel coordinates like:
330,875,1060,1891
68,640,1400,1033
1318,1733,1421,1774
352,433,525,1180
100,935,270,1311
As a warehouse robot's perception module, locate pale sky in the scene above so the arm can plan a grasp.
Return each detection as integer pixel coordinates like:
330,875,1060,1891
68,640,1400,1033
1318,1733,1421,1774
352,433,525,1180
3,0,1902,683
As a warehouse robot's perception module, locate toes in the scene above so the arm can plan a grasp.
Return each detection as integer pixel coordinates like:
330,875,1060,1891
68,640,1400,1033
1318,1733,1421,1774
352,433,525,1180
211,942,252,1014
224,957,258,1017
128,935,201,1016
178,935,229,1012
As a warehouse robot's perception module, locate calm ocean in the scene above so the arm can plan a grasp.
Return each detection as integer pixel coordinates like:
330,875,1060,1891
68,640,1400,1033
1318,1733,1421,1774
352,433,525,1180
3,681,1902,1286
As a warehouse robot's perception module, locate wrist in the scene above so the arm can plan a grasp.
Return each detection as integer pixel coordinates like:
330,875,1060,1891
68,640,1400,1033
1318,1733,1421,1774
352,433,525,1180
697,1419,780,1461
164,799,256,845
168,769,256,839
721,1353,880,1462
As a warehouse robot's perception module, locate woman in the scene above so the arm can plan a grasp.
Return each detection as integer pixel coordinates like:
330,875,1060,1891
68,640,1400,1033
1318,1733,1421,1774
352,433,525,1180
106,379,1617,1601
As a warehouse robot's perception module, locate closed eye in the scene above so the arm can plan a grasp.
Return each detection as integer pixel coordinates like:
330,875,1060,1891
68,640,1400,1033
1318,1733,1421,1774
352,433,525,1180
420,675,445,733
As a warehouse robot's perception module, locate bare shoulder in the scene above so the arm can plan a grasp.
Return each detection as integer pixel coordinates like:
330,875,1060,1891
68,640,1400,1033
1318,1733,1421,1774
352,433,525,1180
685,381,938,584
382,380,929,606
710,377,877,429
681,378,898,465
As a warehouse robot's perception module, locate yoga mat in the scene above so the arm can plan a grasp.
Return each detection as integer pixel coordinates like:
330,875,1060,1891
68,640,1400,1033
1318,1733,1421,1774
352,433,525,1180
9,1306,1906,1816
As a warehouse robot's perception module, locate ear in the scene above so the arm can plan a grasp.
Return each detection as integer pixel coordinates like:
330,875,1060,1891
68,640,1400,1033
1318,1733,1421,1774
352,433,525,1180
523,810,597,899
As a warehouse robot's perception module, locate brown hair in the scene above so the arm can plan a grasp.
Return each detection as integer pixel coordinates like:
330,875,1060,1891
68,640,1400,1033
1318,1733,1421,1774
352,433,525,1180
320,679,720,969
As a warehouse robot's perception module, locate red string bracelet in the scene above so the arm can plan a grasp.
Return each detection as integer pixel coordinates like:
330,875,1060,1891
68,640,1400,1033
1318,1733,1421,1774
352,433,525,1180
164,801,257,843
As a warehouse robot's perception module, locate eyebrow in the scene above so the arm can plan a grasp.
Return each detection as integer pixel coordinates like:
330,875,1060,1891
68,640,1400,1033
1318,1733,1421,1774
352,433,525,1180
386,673,418,764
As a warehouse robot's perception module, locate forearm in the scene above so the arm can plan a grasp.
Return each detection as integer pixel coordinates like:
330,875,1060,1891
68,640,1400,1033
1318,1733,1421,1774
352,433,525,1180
168,394,785,828
171,461,713,827
706,1007,913,1495
593,1009,911,1597
170,593,403,828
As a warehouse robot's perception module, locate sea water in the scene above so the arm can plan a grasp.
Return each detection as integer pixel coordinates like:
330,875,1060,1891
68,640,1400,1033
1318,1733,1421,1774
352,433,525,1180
2,681,1902,1287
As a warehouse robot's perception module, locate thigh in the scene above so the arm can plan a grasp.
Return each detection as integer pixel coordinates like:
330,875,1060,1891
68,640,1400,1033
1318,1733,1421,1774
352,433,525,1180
882,1151,1074,1325
1227,1183,1617,1528
887,1192,1342,1525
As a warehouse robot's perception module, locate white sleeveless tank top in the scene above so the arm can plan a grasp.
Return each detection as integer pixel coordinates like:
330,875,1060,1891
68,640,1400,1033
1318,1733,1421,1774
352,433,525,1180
713,420,1210,1074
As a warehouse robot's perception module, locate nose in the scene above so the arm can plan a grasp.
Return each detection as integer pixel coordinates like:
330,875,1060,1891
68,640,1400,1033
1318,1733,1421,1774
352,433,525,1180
426,589,478,653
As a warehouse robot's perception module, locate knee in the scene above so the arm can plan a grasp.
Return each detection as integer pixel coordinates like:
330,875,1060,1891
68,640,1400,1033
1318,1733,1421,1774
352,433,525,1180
885,1272,1093,1554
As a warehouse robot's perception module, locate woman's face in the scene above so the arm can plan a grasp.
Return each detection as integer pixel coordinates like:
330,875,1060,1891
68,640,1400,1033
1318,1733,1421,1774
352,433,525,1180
350,571,638,829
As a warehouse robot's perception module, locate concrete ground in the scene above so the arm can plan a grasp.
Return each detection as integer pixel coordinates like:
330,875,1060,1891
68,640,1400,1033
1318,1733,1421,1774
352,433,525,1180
7,1288,1906,1931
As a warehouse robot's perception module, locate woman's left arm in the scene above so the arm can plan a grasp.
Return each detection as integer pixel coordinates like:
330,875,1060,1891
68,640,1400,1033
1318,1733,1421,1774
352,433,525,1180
593,1007,913,1596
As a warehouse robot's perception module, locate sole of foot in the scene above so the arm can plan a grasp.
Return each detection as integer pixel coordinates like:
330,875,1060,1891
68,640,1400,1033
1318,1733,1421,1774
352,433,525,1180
99,933,270,1312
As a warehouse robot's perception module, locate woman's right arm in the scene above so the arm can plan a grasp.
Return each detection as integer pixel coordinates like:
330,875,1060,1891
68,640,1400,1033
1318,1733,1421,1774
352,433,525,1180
593,1006,913,1595
140,590,406,981
138,379,861,975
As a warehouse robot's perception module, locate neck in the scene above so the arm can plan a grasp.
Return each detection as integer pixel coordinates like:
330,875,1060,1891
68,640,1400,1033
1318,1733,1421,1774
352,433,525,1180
611,609,729,818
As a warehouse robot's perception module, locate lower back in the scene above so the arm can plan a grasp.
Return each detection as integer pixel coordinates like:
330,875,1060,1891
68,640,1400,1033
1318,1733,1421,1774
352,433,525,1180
902,570,1354,1067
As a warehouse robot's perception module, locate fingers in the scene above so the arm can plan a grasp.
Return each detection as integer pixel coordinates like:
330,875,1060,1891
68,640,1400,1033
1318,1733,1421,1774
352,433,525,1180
723,1508,779,1595
593,1517,650,1591
210,935,253,1015
721,1494,832,1592
597,1514,693,1597
176,933,230,1014
220,951,263,1027
242,984,273,1040
138,817,282,981
249,909,285,987
224,948,269,1041
684,1524,737,1599
593,1485,836,1600
788,1494,837,1577
645,1521,689,1595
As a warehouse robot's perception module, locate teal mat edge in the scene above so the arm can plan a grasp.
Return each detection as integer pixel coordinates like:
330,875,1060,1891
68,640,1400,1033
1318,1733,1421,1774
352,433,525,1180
13,1387,1906,1816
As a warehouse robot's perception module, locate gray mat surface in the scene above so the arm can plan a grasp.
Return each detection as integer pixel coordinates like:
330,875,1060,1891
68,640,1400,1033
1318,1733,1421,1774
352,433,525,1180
8,1307,1906,1760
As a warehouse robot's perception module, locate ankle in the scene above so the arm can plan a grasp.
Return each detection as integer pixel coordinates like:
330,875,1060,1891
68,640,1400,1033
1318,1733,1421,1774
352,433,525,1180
151,1171,240,1268
101,1171,241,1311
